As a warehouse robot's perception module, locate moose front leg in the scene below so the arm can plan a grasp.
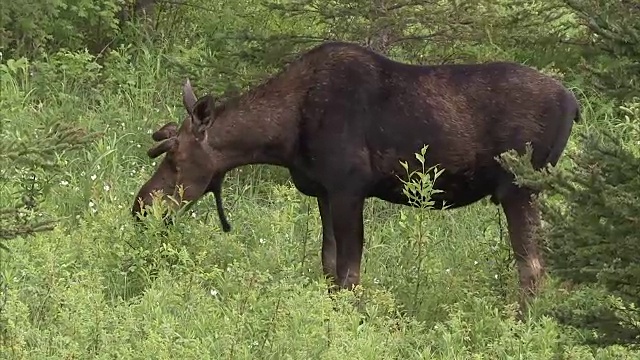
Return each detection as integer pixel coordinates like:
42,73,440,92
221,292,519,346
501,187,546,308
327,193,365,290
317,196,337,280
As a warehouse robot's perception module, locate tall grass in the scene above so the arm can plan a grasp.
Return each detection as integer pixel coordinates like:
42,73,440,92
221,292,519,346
1,45,638,359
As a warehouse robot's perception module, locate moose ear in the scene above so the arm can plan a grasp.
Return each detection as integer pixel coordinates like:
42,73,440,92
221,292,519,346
182,79,198,116
191,94,216,132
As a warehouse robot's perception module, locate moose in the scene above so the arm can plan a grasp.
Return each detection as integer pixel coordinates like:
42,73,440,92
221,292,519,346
131,41,580,306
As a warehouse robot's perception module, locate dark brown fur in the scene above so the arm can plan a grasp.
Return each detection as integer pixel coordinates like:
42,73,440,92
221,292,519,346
131,42,580,308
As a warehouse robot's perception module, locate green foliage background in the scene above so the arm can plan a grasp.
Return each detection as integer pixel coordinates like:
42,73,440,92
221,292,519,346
1,0,639,358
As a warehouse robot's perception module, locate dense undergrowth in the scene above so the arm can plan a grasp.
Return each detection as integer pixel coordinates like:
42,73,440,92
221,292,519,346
2,0,640,358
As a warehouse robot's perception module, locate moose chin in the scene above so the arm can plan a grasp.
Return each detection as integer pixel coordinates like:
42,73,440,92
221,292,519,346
131,41,580,311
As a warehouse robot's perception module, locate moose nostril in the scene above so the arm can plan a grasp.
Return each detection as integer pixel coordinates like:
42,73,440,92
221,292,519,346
131,197,148,219
131,206,144,221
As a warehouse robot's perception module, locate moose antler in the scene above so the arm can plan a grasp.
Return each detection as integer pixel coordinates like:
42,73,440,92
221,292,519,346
152,122,178,141
147,137,178,158
147,122,179,159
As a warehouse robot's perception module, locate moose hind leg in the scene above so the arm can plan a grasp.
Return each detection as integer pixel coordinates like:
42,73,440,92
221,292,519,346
317,196,337,280
500,186,545,305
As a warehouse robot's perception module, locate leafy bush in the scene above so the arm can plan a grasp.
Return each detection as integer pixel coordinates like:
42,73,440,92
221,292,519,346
498,99,640,346
0,57,96,249
0,0,126,58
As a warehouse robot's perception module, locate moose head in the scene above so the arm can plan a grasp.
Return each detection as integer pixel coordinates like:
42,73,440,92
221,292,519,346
131,79,231,232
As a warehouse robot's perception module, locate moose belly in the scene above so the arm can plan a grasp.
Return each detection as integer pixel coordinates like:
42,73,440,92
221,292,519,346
369,168,498,210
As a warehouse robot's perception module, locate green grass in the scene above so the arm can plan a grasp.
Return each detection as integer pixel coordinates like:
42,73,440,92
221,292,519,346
1,52,639,359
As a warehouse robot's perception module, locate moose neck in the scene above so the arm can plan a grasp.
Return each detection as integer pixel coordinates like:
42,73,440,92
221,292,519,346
206,70,307,174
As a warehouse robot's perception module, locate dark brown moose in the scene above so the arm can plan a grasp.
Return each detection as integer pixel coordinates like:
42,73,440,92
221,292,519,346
131,41,580,306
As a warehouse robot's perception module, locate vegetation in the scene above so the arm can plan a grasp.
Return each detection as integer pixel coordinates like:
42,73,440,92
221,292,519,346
1,0,639,358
